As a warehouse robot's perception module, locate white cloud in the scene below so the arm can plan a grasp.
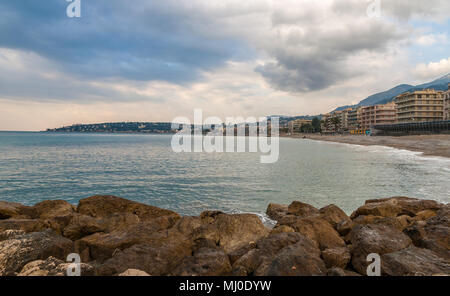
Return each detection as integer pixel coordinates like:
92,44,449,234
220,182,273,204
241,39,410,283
413,58,450,80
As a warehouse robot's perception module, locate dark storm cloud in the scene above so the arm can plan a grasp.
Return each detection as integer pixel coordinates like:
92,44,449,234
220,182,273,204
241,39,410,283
0,0,247,83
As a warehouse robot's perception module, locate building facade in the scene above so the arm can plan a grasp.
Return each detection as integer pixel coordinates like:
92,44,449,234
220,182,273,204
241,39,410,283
288,119,312,133
445,84,450,120
359,102,397,130
395,89,444,123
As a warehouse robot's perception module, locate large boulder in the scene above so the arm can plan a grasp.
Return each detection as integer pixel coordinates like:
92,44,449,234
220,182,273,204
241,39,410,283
287,201,320,218
75,216,178,262
381,246,450,276
171,247,232,276
321,247,351,269
277,215,346,250
30,200,75,219
266,203,288,221
18,256,96,276
319,204,351,229
0,219,48,233
191,211,269,253
349,224,412,275
351,197,443,219
77,195,179,221
403,207,450,260
0,229,73,276
0,201,31,219
232,232,326,276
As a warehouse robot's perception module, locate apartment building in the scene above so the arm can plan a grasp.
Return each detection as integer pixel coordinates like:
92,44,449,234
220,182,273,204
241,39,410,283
394,89,444,123
359,102,397,130
445,84,450,120
288,119,312,133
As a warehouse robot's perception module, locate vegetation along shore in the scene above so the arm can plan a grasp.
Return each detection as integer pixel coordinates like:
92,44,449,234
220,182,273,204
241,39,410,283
0,195,449,276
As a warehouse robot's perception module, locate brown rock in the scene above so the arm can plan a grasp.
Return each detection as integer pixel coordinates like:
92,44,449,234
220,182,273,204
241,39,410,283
76,217,178,262
277,215,346,250
349,224,412,275
191,212,269,253
414,210,437,221
403,207,449,259
63,214,104,240
382,246,450,276
266,203,288,221
287,201,319,217
319,204,351,229
30,200,75,219
351,197,443,219
327,267,362,276
0,229,73,275
321,247,351,269
0,219,48,233
0,201,31,219
232,232,326,276
171,247,232,276
336,220,353,236
77,195,179,221
353,215,404,230
118,269,150,276
18,256,95,276
270,225,295,235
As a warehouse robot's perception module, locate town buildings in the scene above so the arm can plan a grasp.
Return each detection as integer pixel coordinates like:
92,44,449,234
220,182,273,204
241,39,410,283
288,119,312,133
445,84,450,120
358,102,397,130
394,89,445,123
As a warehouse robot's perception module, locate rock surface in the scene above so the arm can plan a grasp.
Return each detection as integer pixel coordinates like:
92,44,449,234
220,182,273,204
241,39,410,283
0,195,448,276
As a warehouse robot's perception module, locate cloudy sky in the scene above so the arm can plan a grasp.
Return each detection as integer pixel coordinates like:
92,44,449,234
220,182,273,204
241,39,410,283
1,0,449,131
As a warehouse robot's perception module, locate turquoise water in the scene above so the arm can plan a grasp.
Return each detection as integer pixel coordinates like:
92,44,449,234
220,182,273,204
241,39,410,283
0,132,449,220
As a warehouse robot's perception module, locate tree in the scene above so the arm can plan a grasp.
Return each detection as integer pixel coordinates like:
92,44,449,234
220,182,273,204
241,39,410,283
330,117,341,132
311,117,321,133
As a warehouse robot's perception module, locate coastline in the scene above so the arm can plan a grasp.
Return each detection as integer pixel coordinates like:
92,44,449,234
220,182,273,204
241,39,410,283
285,134,450,159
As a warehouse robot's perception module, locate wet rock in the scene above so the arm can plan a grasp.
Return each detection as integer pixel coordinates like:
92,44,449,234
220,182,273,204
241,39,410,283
0,229,73,276
349,224,412,275
277,215,346,250
171,247,232,276
319,204,351,229
382,246,450,276
287,201,320,218
118,269,150,276
77,195,179,221
321,247,351,269
0,201,31,219
266,203,288,221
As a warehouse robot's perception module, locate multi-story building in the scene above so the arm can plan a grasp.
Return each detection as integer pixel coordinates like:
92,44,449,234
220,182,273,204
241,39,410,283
288,119,312,133
337,108,353,132
347,108,359,131
359,102,397,130
394,89,444,123
444,84,450,120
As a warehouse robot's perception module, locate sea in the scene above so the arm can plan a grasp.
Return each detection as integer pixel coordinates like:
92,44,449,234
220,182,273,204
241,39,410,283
0,131,449,224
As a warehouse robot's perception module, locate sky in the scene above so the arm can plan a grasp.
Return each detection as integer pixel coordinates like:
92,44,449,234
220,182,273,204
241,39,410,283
0,0,450,131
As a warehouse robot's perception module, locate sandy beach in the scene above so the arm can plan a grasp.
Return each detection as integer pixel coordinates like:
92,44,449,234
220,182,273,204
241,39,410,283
287,134,450,158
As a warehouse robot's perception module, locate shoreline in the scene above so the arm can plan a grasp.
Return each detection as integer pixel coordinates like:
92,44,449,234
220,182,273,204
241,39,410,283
285,134,450,159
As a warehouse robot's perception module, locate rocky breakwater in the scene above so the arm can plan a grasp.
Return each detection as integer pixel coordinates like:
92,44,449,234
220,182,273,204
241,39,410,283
0,195,449,276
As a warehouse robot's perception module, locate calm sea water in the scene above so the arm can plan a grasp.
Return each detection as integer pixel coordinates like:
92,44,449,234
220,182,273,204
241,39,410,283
0,132,449,222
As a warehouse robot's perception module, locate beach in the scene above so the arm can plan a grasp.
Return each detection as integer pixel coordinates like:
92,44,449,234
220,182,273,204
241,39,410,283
288,134,450,158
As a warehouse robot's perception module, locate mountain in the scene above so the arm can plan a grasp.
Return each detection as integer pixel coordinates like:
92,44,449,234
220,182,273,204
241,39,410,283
333,73,450,112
